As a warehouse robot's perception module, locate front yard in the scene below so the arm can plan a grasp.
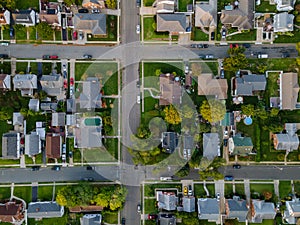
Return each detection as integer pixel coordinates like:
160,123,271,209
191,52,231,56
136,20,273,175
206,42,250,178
226,30,256,41
192,28,209,41
143,16,169,41
87,15,117,41
255,1,277,12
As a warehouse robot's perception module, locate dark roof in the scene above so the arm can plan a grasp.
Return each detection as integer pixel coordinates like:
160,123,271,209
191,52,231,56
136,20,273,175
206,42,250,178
227,198,248,222
183,135,193,150
27,202,64,218
162,132,178,153
157,13,186,33
12,10,36,25
159,214,176,225
2,132,19,159
74,13,106,35
25,132,41,156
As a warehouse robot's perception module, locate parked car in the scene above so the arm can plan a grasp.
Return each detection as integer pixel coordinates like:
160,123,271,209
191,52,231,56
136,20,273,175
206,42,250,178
233,164,241,169
0,42,9,46
220,69,225,79
183,149,187,159
199,54,205,59
216,193,220,201
121,218,126,225
257,53,268,58
62,153,66,161
136,80,140,88
73,31,78,40
205,54,214,59
52,165,61,171
160,177,172,181
43,55,58,59
223,139,228,147
190,44,197,48
136,24,140,34
31,166,40,171
203,44,209,48
188,185,193,196
136,0,141,7
82,177,94,181
242,43,251,48
62,64,67,71
79,31,84,40
224,175,233,181
86,166,94,170
211,32,215,40
137,204,141,213
70,77,74,86
9,28,14,38
0,54,8,58
221,29,226,39
63,80,67,89
69,151,73,158
184,186,188,195
78,8,89,13
137,95,141,104
148,214,157,220
197,44,204,48
83,54,92,59
281,52,290,58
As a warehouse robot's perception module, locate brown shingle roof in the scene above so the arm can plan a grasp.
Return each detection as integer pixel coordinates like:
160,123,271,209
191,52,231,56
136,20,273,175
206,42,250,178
198,73,228,99
0,201,24,223
46,134,61,159
159,74,182,105
280,72,299,110
69,205,103,213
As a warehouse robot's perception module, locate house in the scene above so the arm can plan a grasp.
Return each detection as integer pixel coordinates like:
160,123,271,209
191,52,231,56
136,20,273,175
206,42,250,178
12,9,37,26
226,196,248,222
36,122,46,141
157,192,178,211
284,198,300,224
13,74,38,96
73,13,106,35
280,72,299,110
273,12,294,32
40,102,58,111
228,134,253,156
273,123,299,151
198,198,220,222
195,0,217,29
29,99,40,112
52,112,66,127
159,214,176,225
0,74,11,90
39,1,60,27
0,10,11,25
157,13,188,34
159,74,182,105
161,132,179,154
46,134,62,159
203,133,220,160
198,73,228,100
40,74,64,97
2,132,20,159
13,112,24,127
79,77,102,109
183,196,195,212
0,200,25,224
251,200,276,223
81,214,102,225
67,98,76,113
82,0,105,9
25,132,41,157
69,205,103,213
27,202,64,218
156,0,175,13
220,0,254,30
233,75,266,96
66,114,76,126
274,0,295,11
183,135,194,153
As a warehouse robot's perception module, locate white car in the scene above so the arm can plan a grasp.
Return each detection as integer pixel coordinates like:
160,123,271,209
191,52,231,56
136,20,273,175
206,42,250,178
136,25,140,34
137,95,141,104
160,177,172,181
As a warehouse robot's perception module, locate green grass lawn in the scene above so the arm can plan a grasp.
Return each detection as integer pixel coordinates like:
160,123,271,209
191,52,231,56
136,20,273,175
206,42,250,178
250,183,274,195
247,58,298,73
0,62,11,74
143,0,155,6
178,0,193,12
194,184,207,197
274,29,300,43
102,210,118,224
192,28,209,41
2,27,10,40
144,198,158,214
83,146,118,163
0,187,11,199
16,61,40,74
226,30,256,41
87,15,117,41
225,184,233,196
102,71,119,95
143,62,184,78
37,186,54,201
235,184,245,196
255,1,277,12
279,181,292,199
55,30,62,41
13,186,32,203
206,62,219,75
28,214,68,225
28,27,37,40
16,0,39,10
103,138,118,160
249,219,275,225
15,28,27,40
264,72,280,106
143,16,169,41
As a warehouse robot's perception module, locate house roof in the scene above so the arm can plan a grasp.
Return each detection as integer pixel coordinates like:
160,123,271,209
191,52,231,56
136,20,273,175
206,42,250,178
156,0,175,13
227,198,248,222
67,98,76,112
198,73,228,100
284,199,300,223
0,201,24,223
69,205,103,213
79,77,102,109
183,196,195,212
25,132,41,156
158,192,178,211
159,214,176,225
273,12,294,32
0,10,10,25
274,0,295,11
40,74,63,96
13,112,24,126
159,74,182,105
235,75,266,96
52,112,66,126
12,10,36,25
27,202,64,218
195,1,217,28
81,214,102,225
0,74,11,89
46,134,62,159
29,99,40,112
82,0,105,9
198,198,220,221
39,13,59,26
280,72,299,110
203,133,219,160
157,13,187,33
2,132,19,159
252,200,276,223
161,132,179,154
74,13,106,35
183,135,194,150
229,136,253,155
40,102,58,111
220,0,254,30
273,133,299,151
13,74,38,89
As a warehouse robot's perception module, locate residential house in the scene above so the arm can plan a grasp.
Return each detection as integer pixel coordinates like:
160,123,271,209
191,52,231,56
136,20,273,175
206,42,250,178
46,134,62,159
12,9,37,26
82,0,105,9
183,135,194,154
2,132,20,159
36,121,46,141
69,205,103,213
0,74,11,90
13,74,38,96
250,200,276,223
0,200,25,224
195,0,217,29
73,13,106,36
198,73,228,100
159,214,176,225
39,1,60,27
220,0,254,30
157,13,188,34
284,198,300,224
280,72,299,110
157,192,178,211
156,0,175,13
228,134,253,156
198,198,220,222
13,112,24,127
25,132,41,157
183,196,195,212
159,73,182,106
79,77,102,109
161,132,179,154
52,112,66,127
66,114,76,126
225,196,248,222
233,74,266,96
27,202,64,218
0,10,11,25
273,123,299,151
274,0,295,11
40,102,58,111
81,214,102,225
203,133,220,160
67,98,76,113
40,74,64,97
273,12,294,32
29,99,40,112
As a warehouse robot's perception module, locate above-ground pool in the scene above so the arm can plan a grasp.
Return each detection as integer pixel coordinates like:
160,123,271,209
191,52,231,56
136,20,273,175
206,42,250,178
84,117,102,126
244,116,253,125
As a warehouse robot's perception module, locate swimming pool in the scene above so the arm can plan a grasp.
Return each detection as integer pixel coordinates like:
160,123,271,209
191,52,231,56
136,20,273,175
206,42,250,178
244,116,253,125
84,117,102,126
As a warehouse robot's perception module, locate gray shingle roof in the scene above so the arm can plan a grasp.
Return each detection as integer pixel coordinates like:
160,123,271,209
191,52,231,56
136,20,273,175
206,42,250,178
40,74,63,96
162,132,178,154
227,198,248,222
273,133,299,151
236,75,266,96
203,133,219,160
52,112,66,126
157,13,186,33
13,10,36,25
79,78,102,109
183,196,195,212
25,132,41,156
274,12,294,32
252,200,276,223
27,202,64,218
29,99,40,112
13,112,24,126
158,193,178,211
159,214,176,225
74,13,106,35
82,214,102,225
183,135,193,150
2,132,19,159
13,74,38,89
198,198,219,221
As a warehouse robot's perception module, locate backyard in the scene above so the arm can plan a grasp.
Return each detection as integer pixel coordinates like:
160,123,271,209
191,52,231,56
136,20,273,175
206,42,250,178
178,0,193,12
144,198,158,214
255,1,277,12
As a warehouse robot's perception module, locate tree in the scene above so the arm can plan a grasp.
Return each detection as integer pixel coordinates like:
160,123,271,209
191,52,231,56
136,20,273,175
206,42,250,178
199,122,211,133
256,108,268,120
106,0,117,9
56,193,67,206
137,125,151,139
200,100,226,123
270,108,279,117
296,4,300,12
223,47,248,74
36,22,53,40
263,191,272,200
0,0,16,9
180,104,195,119
241,104,255,116
94,193,110,208
163,105,182,125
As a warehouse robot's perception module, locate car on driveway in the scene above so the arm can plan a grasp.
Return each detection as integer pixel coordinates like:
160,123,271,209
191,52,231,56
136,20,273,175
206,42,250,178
73,31,77,40
70,77,74,86
148,214,157,220
223,139,228,147
188,185,193,196
121,218,125,225
136,24,140,34
220,69,225,78
233,164,241,169
221,29,226,39
184,186,188,195
211,32,215,40
63,80,67,89
216,193,220,201
52,165,61,171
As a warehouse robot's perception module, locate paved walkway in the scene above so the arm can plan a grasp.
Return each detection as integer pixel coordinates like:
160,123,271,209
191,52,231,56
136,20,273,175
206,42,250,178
244,179,251,204
274,180,280,198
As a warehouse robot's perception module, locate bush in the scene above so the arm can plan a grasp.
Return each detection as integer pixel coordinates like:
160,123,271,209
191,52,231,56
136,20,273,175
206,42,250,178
277,153,285,161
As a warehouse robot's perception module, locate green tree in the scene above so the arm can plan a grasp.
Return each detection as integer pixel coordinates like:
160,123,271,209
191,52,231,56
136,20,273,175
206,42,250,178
137,125,151,139
180,104,195,119
163,105,182,125
106,0,117,9
200,100,226,123
256,108,268,120
199,122,211,133
270,108,279,117
56,193,67,206
0,0,16,9
223,47,248,74
94,193,110,208
241,104,255,116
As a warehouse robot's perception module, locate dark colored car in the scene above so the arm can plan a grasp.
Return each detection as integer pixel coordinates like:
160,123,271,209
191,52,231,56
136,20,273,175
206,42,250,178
242,43,251,48
220,69,225,79
203,44,209,48
199,54,205,59
190,44,197,48
31,166,40,171
83,54,92,59
69,151,73,158
78,8,89,13
224,175,233,181
197,44,204,48
9,28,14,38
282,52,290,58
82,177,94,181
211,32,215,40
233,164,241,169
223,138,228,147
52,165,61,171
0,54,8,58
148,214,157,220
86,166,93,170
136,0,141,7
121,218,126,225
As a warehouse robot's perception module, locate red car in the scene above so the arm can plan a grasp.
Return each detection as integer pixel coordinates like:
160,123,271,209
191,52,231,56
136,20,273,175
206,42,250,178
148,214,157,220
43,55,59,59
70,77,74,86
73,31,77,40
63,79,67,89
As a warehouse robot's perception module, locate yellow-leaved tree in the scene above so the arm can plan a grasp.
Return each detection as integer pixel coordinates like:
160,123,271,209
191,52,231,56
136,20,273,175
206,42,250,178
163,105,182,125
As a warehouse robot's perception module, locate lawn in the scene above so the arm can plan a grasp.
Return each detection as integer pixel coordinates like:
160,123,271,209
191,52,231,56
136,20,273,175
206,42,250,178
28,27,37,40
2,26,10,40
28,215,68,225
255,1,277,12
225,184,233,196
247,58,298,73
206,62,219,75
55,30,62,41
37,186,54,201
250,183,274,196
13,186,32,203
15,0,39,10
294,181,300,197
102,71,119,95
192,28,209,41
235,184,245,196
226,30,256,41
103,138,118,160
87,15,117,41
0,62,10,74
143,16,169,41
264,72,280,106
83,146,118,162
0,187,11,199
15,27,27,40
144,0,155,6
102,210,118,224
143,62,184,78
194,184,207,197
144,198,158,214
279,181,292,199
144,183,181,197
274,29,300,43
16,62,39,74
178,0,193,12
